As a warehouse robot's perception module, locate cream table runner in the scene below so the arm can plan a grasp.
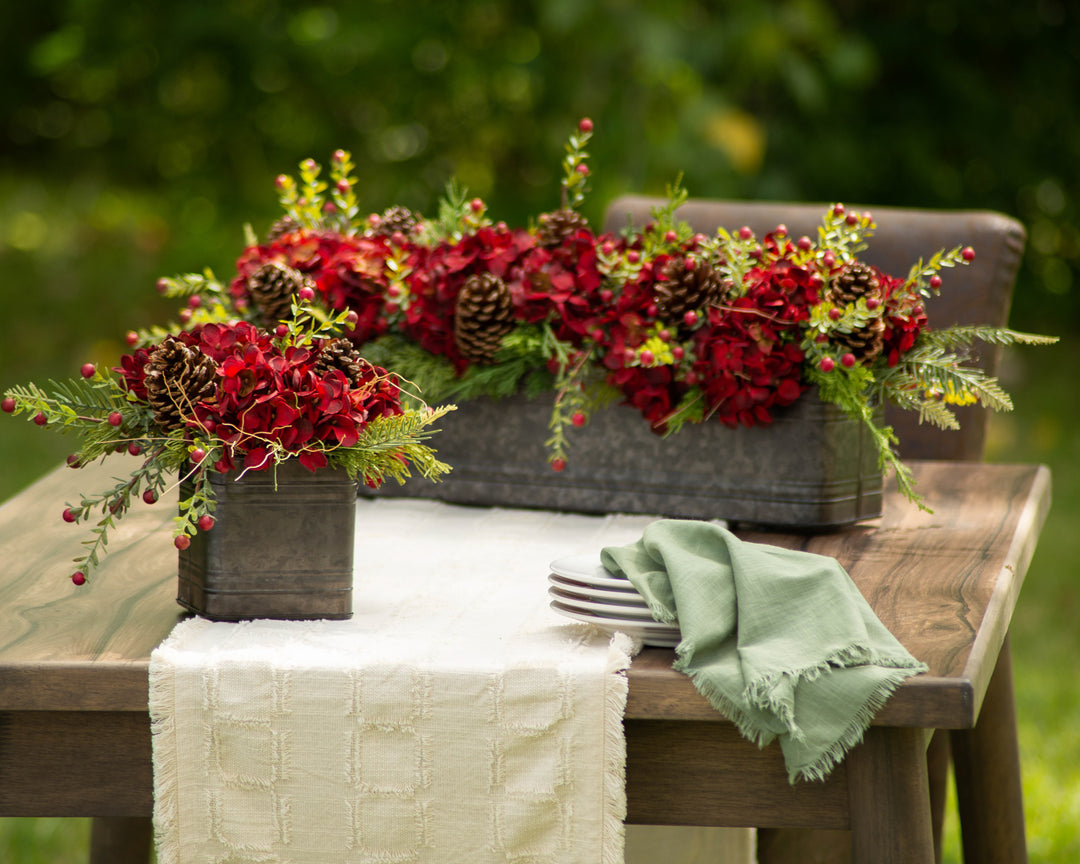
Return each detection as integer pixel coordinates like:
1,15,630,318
150,498,658,864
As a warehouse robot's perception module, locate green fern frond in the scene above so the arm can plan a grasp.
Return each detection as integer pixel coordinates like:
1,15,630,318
922,325,1060,350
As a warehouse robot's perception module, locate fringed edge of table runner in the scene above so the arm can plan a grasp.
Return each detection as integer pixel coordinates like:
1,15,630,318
604,630,636,864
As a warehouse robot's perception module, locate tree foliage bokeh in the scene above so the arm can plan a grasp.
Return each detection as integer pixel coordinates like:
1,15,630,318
1,0,1077,493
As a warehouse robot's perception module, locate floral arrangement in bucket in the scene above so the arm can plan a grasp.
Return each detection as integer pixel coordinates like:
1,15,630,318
2,297,453,585
201,121,1052,507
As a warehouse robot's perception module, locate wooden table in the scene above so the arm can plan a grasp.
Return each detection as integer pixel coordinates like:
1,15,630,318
0,459,1050,864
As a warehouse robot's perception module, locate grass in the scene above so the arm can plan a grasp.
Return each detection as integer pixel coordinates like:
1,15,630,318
1,342,1076,863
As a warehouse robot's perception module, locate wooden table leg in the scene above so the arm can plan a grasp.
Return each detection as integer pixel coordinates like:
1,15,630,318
846,726,935,864
950,635,1028,864
89,817,153,864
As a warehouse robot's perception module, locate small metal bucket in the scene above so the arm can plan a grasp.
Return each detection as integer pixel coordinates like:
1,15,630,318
177,461,357,621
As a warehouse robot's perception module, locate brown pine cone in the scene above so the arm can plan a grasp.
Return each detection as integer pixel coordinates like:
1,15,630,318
314,338,367,384
247,261,313,327
831,317,887,362
266,215,301,242
453,273,515,363
827,262,886,361
373,205,420,238
828,261,882,306
144,339,218,431
536,209,589,247
655,258,727,322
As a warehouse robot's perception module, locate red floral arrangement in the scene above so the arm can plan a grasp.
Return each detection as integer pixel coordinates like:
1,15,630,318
144,122,1052,501
2,299,452,584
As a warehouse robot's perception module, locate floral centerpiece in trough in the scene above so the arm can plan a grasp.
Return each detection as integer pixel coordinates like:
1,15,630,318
200,120,1051,524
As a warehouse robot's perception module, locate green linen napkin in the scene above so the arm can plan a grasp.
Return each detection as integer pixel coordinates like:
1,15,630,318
601,520,927,783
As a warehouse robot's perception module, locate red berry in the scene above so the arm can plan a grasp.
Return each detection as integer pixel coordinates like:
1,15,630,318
639,350,655,365
336,178,350,194
108,411,123,427
599,289,614,303
174,535,191,550
683,310,699,327
332,149,348,163
797,236,813,251
551,458,567,473
156,278,170,294
833,203,845,216
188,295,202,309
961,246,975,261
866,297,880,311
684,256,696,271
929,275,942,289
646,303,658,318
66,453,81,467
578,117,593,133
738,226,753,240
128,442,141,456
197,514,216,531
821,251,836,268
275,174,289,189
600,241,615,256
390,231,407,246
658,328,671,342
672,345,685,360
190,447,207,464
575,163,589,176
590,328,604,342
470,198,484,213
775,224,788,237
33,412,47,426
80,363,96,378
571,412,586,428
298,285,316,302
275,323,289,338
819,357,836,372
125,331,139,346
845,212,859,226
1,397,15,413
178,308,193,324
828,307,842,321
62,507,77,523
841,353,856,368
345,311,359,329
626,250,640,264
143,489,158,505
386,284,402,298
71,571,86,586
664,230,678,244
301,158,317,173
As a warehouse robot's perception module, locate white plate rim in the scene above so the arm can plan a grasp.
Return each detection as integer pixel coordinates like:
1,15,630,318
549,602,681,647
547,586,656,619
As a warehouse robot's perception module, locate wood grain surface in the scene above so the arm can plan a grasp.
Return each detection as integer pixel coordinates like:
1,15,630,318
0,459,1050,728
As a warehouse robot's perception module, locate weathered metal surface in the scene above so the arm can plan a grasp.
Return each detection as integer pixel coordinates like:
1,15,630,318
366,391,883,529
177,461,357,620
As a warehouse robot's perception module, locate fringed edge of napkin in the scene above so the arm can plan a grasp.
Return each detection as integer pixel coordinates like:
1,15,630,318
673,639,927,784
604,630,636,864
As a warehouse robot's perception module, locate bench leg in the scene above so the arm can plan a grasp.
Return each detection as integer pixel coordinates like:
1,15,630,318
89,817,153,864
950,635,1028,864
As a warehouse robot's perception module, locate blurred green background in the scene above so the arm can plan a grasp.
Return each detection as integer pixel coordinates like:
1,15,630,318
1,1,1077,862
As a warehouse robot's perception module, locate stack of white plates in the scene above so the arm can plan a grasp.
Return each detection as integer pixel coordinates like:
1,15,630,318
548,554,681,647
